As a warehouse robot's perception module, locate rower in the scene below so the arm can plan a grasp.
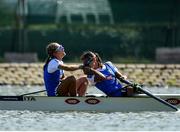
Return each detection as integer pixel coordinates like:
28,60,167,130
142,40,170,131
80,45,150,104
80,51,136,97
43,42,88,97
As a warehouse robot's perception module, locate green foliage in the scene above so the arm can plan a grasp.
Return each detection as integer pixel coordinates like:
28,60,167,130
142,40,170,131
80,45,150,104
111,56,153,64
0,0,179,63
0,56,5,62
0,23,179,63
0,1,15,27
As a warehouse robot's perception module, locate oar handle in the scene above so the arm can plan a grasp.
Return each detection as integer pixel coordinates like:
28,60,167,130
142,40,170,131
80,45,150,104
119,78,132,85
119,78,178,111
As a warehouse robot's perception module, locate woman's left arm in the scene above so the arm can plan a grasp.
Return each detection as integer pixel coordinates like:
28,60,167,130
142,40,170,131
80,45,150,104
115,71,127,80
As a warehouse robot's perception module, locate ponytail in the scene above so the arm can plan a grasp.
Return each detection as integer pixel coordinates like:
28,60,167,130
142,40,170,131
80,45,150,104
94,52,103,67
43,56,51,70
43,42,60,70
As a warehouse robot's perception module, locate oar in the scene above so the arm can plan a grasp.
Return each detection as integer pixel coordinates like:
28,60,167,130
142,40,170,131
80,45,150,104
20,90,46,96
119,78,178,111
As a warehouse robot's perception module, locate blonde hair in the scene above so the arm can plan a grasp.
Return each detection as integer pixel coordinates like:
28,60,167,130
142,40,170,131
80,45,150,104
46,42,60,57
44,42,61,69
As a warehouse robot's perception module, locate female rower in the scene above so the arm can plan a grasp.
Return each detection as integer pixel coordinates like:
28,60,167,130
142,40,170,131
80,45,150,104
43,42,88,96
80,51,134,97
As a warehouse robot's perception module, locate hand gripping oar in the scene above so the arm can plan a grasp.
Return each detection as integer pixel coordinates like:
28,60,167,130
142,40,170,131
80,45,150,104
119,78,178,111
20,90,46,96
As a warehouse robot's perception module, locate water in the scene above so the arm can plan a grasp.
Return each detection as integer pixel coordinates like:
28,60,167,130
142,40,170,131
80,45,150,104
0,86,180,131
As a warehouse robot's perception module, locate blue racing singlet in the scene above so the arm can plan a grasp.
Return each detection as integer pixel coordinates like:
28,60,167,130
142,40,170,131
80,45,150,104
89,62,123,97
43,59,64,96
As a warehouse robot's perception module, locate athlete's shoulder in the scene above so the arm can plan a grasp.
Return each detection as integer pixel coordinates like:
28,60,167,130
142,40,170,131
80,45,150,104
47,59,63,73
105,61,118,72
49,59,63,66
105,61,113,66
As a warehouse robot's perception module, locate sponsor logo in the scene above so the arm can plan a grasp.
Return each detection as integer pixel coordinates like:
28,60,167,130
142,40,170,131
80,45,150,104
65,98,80,105
85,98,100,105
165,98,180,105
23,96,36,101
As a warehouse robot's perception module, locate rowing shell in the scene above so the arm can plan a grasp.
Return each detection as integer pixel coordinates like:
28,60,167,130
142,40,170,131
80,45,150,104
0,94,179,112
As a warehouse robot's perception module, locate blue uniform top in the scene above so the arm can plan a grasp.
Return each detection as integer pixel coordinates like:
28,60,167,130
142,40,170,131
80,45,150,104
43,58,64,96
87,61,123,97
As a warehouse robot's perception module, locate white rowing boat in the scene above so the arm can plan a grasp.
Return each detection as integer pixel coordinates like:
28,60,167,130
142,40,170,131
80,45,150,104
0,94,179,112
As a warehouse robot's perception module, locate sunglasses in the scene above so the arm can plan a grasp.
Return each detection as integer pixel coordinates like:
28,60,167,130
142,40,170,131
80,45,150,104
83,57,95,67
55,45,64,52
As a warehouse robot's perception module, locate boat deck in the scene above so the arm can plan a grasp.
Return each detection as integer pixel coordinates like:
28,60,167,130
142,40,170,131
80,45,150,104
0,94,179,112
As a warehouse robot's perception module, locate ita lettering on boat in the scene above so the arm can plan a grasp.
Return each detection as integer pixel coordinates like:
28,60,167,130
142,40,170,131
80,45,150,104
23,96,36,101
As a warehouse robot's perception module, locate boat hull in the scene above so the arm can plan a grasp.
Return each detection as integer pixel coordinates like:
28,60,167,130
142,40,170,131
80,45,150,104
0,94,179,112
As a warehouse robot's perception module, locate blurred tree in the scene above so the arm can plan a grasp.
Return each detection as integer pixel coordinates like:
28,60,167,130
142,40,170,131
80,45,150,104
0,0,15,27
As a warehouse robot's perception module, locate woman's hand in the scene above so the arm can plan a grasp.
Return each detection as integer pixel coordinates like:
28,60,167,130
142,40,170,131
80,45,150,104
78,64,84,69
82,66,93,75
121,75,127,80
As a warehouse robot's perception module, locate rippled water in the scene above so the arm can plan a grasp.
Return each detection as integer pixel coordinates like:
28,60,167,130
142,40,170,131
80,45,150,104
1,110,180,131
0,86,180,131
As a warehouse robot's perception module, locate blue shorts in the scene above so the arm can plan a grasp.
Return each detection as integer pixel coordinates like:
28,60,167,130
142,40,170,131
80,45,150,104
107,89,122,97
107,87,128,97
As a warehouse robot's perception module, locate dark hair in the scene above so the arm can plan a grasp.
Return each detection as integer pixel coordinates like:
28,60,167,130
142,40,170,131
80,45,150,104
94,52,102,67
80,51,94,60
80,51,103,67
80,51,95,66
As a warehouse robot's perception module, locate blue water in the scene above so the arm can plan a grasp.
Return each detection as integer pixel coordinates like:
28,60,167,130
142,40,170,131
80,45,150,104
0,86,180,131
